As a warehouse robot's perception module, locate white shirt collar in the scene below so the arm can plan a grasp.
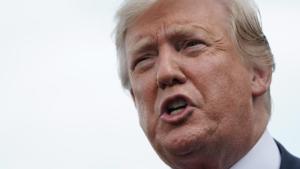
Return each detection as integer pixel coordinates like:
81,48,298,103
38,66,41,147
230,130,281,169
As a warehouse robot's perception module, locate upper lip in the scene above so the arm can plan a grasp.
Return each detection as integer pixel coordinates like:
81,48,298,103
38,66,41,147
160,94,194,116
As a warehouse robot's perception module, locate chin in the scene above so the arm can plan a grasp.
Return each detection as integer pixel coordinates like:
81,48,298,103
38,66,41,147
163,134,199,156
155,133,224,169
156,123,218,157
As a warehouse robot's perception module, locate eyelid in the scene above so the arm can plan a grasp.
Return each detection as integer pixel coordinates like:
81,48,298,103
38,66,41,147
183,39,205,48
131,51,157,71
176,39,206,51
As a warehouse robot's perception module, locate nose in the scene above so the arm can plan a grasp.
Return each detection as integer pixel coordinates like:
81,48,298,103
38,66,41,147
156,48,187,89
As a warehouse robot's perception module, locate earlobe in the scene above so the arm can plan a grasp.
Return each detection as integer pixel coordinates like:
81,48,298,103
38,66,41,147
251,67,272,97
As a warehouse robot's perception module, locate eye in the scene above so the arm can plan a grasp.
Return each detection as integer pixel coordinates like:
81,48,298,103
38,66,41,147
175,39,207,56
182,39,205,50
131,52,157,71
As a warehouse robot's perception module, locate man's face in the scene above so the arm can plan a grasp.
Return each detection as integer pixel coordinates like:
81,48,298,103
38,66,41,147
125,0,266,168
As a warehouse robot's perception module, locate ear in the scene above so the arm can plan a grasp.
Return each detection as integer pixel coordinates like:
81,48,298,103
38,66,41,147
251,66,272,97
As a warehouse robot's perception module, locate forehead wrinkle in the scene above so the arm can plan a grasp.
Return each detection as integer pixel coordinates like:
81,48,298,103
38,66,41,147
127,20,223,56
163,23,217,42
164,24,194,39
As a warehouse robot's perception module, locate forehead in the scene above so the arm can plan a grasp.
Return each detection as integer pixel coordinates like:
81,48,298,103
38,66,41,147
125,0,230,43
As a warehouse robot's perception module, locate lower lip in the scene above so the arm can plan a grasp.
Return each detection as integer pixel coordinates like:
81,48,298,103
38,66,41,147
160,106,193,124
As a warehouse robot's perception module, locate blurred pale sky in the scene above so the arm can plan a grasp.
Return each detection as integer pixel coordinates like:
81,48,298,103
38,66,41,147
0,0,299,169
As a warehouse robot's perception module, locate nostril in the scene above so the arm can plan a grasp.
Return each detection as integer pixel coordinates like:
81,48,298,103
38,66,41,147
157,76,187,89
156,58,187,89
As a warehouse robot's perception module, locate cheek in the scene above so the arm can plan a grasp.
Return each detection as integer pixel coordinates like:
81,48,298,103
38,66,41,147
185,56,252,116
208,70,252,126
130,72,158,135
131,73,157,112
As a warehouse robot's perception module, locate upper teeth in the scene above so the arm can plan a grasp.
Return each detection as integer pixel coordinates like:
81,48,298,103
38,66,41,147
167,99,187,112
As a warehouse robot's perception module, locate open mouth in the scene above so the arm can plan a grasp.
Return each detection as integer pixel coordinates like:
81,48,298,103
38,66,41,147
166,98,188,115
160,95,194,124
161,95,191,116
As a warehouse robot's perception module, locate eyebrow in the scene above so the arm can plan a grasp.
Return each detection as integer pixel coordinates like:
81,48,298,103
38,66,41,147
127,23,212,56
165,24,210,41
127,36,156,57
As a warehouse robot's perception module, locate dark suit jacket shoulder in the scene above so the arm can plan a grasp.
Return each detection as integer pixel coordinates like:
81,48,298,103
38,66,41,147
276,141,300,169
